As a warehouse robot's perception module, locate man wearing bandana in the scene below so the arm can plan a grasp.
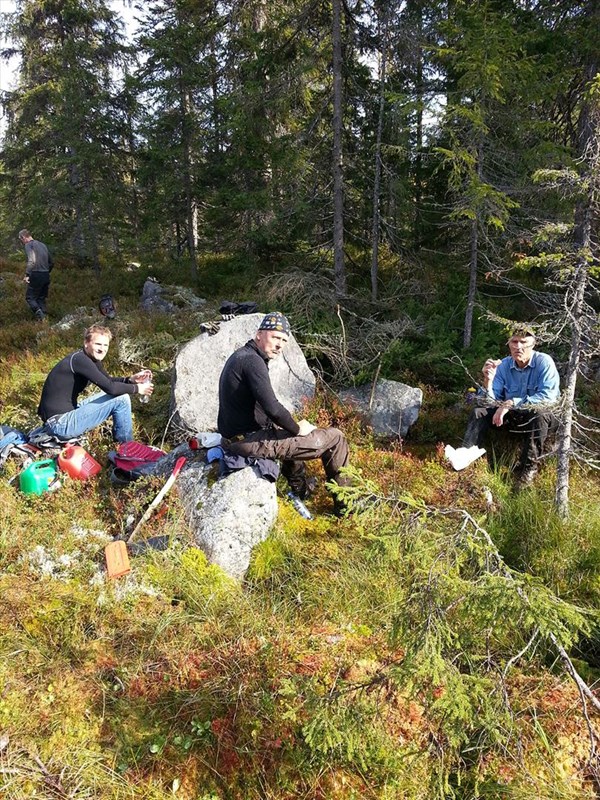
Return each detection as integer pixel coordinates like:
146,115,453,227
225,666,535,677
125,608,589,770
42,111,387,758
218,312,351,515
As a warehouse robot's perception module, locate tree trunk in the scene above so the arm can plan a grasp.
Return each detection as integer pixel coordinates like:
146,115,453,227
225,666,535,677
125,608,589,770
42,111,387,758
463,141,483,349
124,75,141,247
370,7,389,302
554,259,589,518
85,183,101,273
462,216,478,349
210,33,221,156
413,0,424,247
332,0,346,297
555,43,599,516
180,80,198,280
68,152,89,269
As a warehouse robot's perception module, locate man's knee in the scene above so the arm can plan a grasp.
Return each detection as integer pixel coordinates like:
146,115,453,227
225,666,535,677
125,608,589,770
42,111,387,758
314,426,345,449
228,438,268,460
513,409,550,434
116,393,132,410
464,407,492,444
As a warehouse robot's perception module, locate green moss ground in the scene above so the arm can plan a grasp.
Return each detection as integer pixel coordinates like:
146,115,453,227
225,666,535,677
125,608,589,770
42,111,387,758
1,256,599,799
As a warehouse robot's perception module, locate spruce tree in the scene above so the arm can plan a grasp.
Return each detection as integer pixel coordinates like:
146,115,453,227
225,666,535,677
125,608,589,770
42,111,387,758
0,0,128,268
133,0,225,276
434,0,524,348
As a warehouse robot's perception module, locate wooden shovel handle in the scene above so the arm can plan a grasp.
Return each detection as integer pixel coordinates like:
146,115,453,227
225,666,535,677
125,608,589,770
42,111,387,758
171,456,186,478
127,456,186,543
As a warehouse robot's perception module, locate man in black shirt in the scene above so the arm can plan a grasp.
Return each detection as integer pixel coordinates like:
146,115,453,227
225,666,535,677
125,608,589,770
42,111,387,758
38,324,153,442
19,229,53,320
218,312,350,514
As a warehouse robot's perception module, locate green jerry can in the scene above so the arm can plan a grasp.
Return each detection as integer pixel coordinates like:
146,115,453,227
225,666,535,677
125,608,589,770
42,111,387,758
19,459,59,496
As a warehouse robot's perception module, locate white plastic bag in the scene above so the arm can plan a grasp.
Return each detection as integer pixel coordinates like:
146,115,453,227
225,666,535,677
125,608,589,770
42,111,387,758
444,444,486,471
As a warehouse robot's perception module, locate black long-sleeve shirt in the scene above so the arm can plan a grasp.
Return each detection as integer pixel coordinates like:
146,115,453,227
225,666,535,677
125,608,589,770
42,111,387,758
38,349,138,421
217,340,300,438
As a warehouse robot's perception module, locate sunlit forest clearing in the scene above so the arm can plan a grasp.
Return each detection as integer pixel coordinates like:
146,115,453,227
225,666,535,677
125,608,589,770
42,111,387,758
0,1,599,798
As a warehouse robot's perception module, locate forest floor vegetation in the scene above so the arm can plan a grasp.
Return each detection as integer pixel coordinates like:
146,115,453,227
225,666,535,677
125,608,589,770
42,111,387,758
0,256,599,799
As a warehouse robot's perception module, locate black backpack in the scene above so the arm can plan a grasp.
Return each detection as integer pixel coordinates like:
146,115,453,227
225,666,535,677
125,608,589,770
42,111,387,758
99,294,116,319
219,300,258,318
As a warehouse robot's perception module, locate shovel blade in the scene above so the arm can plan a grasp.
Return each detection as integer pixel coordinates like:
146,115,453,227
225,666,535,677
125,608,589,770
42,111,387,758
105,540,131,579
128,535,170,557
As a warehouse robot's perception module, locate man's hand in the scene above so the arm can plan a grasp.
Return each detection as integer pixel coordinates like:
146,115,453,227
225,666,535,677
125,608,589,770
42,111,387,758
130,369,153,384
131,369,153,398
297,419,317,436
482,358,502,389
138,382,154,398
492,399,514,426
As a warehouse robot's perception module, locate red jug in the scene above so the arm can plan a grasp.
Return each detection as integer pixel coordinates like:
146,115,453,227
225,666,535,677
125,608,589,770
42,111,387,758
58,445,102,480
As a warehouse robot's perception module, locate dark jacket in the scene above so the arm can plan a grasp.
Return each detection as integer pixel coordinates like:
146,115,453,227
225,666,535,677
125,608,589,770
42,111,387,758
217,340,300,438
38,349,137,421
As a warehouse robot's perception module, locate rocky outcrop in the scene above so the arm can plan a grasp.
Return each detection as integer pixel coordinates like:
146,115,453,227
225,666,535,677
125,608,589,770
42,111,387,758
340,378,422,438
140,277,206,314
52,307,96,330
177,460,278,580
143,444,277,579
171,313,315,434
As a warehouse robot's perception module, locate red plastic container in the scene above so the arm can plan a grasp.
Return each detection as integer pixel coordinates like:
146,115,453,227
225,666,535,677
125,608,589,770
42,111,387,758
58,445,102,480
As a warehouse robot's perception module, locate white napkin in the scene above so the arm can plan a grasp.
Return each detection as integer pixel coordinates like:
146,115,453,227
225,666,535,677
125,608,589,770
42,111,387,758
197,432,222,448
444,444,486,471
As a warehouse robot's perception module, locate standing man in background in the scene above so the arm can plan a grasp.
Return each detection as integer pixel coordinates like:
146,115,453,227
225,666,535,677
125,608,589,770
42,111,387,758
19,228,53,320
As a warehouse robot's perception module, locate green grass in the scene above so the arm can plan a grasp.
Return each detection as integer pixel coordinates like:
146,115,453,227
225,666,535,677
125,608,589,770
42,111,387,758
1,255,600,799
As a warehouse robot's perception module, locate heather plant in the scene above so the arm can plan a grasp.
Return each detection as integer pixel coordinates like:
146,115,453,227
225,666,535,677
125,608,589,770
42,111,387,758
0,256,600,798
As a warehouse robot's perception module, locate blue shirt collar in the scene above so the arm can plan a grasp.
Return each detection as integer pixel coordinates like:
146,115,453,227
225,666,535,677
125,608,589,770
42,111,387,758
509,350,537,371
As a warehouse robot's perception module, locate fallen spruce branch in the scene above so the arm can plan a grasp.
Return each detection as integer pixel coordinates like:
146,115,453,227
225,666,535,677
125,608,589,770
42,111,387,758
0,747,70,798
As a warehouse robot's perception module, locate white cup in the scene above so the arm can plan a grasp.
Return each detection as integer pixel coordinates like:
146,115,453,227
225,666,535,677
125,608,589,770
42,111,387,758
139,381,153,404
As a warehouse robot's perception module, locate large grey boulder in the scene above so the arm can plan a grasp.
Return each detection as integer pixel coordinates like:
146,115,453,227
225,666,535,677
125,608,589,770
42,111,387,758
340,378,422,438
140,277,206,314
172,313,316,434
179,464,278,580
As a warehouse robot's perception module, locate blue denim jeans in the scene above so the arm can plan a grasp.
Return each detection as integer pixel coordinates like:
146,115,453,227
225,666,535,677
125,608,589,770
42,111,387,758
44,392,133,443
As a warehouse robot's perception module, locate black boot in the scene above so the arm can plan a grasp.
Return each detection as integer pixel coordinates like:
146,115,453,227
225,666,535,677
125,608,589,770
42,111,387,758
514,463,539,492
289,476,317,500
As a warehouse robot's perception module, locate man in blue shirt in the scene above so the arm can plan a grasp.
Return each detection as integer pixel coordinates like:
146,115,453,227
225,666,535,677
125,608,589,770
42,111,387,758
463,327,560,487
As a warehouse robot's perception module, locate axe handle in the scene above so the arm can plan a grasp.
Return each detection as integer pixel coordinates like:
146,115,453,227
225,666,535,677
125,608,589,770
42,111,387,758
127,457,186,543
